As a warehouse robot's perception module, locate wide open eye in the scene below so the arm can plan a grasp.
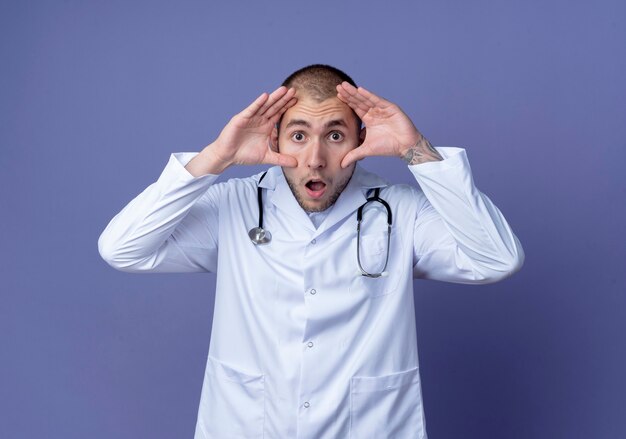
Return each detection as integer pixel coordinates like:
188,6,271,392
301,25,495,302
328,131,344,142
291,132,305,142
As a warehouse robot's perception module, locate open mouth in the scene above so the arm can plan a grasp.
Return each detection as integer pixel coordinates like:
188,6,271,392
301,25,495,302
305,179,327,199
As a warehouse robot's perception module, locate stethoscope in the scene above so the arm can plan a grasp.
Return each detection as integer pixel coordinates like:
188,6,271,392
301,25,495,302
247,172,273,245
248,171,392,278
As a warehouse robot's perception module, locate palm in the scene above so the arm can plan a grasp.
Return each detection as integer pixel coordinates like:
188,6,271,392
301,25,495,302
360,103,417,155
222,114,276,165
214,86,298,168
336,83,421,168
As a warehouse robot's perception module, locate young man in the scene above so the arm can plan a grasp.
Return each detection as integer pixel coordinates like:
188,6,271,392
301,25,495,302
99,64,524,438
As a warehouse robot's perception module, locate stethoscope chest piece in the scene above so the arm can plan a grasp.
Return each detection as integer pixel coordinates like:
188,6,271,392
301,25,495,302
249,227,271,245
249,171,272,245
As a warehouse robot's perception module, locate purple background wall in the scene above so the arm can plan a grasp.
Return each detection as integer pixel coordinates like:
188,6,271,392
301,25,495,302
1,1,625,438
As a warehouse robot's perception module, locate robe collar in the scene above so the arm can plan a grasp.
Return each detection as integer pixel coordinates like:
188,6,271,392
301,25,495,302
256,164,388,235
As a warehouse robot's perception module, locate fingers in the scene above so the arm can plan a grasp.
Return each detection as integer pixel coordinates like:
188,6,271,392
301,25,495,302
239,86,297,121
337,82,392,120
336,86,371,118
259,86,297,119
337,82,373,105
352,85,382,106
240,92,270,119
337,92,368,119
267,97,297,124
264,149,298,168
337,81,379,106
257,86,287,114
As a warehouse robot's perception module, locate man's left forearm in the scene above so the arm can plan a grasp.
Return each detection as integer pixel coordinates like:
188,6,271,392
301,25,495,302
409,146,524,281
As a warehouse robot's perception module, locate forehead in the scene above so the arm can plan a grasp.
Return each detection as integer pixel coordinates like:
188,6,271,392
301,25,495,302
281,96,356,128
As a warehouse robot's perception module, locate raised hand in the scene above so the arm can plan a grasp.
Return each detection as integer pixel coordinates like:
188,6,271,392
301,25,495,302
336,82,442,168
203,86,298,173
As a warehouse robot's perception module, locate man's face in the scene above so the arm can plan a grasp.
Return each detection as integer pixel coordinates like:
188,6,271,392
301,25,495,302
274,94,363,212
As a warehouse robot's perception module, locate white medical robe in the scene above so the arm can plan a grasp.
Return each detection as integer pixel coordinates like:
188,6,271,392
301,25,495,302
98,146,524,438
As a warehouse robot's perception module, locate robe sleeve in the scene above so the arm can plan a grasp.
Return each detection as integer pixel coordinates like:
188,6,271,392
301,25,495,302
97,152,222,273
409,147,525,283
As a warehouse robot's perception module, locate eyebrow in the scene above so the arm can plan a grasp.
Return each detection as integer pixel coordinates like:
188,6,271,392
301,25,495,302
284,119,348,130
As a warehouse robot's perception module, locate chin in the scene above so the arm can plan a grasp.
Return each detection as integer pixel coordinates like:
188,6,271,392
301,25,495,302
304,203,330,213
301,192,336,212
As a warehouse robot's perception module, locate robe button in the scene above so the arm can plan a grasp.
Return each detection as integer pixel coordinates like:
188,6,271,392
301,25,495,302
304,402,310,408
310,239,316,245
307,341,314,348
310,289,316,295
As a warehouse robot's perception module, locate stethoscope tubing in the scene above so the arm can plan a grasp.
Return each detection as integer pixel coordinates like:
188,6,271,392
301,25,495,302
248,172,392,277
356,188,393,278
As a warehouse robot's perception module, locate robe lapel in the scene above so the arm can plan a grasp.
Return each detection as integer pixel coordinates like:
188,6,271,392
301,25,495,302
314,165,388,236
259,165,388,237
262,167,316,232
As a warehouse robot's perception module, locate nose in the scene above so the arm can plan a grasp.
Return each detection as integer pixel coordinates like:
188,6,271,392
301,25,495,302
306,138,326,169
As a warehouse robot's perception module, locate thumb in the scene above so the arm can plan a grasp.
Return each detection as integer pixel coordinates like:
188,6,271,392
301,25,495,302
264,150,297,168
341,145,369,169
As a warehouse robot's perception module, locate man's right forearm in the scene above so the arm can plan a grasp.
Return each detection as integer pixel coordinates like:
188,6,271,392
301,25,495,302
185,142,231,176
98,152,220,272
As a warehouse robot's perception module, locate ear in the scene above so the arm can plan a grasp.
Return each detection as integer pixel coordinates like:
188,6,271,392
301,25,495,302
270,124,279,151
358,126,366,146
